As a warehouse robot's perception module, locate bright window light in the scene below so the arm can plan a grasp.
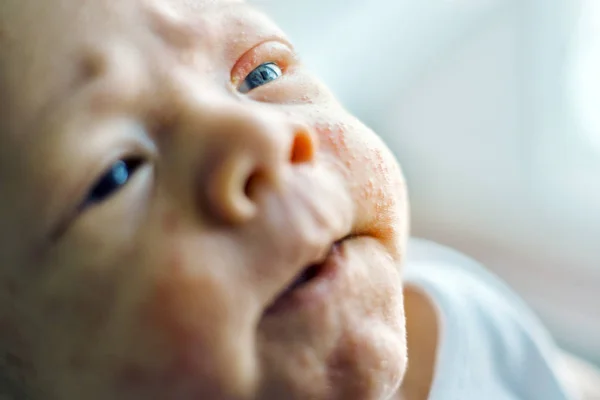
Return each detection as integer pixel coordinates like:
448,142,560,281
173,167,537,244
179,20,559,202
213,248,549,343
568,0,600,153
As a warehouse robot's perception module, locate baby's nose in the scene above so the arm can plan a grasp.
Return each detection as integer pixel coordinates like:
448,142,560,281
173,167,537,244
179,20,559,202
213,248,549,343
197,107,317,225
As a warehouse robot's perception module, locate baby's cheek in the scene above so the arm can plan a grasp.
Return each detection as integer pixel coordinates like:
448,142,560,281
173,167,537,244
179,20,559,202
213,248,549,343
314,120,351,165
314,114,407,248
0,233,149,397
101,223,259,398
0,286,35,398
314,115,404,195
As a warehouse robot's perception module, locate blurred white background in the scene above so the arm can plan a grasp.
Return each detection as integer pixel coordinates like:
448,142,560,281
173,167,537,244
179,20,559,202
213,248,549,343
255,0,600,364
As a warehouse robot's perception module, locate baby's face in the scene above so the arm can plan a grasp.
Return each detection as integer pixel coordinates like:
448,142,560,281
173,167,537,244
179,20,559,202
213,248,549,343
0,0,409,399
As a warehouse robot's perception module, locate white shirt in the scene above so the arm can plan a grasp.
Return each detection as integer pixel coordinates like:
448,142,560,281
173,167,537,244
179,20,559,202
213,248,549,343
405,238,575,400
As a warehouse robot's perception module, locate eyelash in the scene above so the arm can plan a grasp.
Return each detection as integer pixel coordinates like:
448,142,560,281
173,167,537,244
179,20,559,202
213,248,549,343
232,40,295,93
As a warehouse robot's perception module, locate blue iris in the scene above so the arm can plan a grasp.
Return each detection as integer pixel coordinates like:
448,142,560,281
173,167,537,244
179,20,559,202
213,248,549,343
85,158,142,205
239,62,283,94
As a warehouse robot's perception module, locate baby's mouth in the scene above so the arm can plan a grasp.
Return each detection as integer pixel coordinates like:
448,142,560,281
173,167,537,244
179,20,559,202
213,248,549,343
265,238,346,315
283,262,323,292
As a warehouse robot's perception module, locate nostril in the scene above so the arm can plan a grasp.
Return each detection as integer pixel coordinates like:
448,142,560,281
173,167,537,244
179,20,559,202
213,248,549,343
207,154,258,225
290,129,316,164
243,168,265,200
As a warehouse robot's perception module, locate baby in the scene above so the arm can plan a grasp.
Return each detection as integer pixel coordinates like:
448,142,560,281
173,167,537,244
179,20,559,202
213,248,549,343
0,0,598,399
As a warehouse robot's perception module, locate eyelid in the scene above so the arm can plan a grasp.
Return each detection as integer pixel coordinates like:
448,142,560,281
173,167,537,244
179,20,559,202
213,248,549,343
231,39,297,89
49,131,156,242
77,145,154,214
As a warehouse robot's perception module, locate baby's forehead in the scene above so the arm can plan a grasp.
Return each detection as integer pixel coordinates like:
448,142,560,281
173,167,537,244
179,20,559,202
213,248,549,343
0,0,272,139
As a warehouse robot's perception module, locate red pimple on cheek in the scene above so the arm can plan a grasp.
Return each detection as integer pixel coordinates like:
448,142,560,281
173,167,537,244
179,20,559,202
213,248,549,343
370,146,391,178
314,122,332,137
361,178,376,202
299,95,312,104
315,122,350,158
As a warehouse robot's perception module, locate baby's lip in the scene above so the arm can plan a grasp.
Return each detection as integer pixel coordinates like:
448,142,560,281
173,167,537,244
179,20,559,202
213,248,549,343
263,235,351,315
246,165,356,315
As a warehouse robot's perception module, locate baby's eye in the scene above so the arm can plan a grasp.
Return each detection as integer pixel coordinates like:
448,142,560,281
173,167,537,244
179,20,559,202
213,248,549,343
84,158,144,207
238,62,283,94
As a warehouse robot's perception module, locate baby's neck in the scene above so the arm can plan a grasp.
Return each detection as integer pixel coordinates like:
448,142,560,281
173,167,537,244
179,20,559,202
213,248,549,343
396,285,440,400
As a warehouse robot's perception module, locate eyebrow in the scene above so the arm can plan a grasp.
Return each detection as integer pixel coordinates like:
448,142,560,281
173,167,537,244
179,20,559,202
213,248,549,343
22,73,96,142
27,0,279,136
145,4,202,50
23,51,116,139
146,0,266,51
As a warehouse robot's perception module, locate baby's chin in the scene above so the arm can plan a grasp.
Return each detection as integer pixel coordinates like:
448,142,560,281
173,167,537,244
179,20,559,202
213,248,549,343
59,237,404,400
258,235,407,400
